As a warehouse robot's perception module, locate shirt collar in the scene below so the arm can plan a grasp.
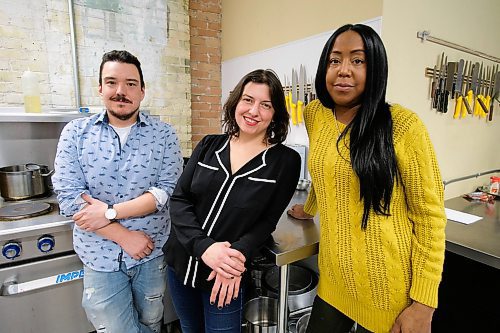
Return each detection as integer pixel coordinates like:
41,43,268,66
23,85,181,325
94,110,151,127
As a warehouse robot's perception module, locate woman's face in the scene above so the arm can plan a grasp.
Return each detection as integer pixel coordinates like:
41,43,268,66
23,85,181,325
325,30,367,110
235,82,275,140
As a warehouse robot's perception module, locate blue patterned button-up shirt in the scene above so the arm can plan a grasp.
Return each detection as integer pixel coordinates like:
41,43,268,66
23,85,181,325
52,111,183,271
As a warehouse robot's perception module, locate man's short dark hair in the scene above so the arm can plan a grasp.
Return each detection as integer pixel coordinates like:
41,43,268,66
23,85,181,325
99,50,145,89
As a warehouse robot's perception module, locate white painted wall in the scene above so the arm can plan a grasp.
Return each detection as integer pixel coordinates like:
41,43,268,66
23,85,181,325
381,0,500,199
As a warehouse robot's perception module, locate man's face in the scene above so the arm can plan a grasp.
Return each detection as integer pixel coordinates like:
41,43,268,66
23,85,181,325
99,61,145,124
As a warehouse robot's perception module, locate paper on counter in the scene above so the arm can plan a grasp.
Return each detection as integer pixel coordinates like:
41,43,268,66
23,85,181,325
445,208,482,225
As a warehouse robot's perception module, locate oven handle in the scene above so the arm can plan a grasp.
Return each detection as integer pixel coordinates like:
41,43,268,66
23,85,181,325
1,267,84,296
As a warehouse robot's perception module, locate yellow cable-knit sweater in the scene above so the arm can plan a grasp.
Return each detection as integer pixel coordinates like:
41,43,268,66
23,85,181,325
303,100,446,333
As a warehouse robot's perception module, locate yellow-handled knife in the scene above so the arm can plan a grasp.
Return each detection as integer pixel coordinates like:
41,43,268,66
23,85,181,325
291,69,298,125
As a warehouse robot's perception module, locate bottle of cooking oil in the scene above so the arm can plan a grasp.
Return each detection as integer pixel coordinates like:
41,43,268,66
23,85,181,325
22,70,42,113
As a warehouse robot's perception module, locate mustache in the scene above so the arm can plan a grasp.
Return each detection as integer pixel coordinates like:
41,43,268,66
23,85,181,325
111,95,132,103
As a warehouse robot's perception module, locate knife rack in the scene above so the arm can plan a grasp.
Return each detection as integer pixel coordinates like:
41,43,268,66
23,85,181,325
424,67,496,92
417,31,500,64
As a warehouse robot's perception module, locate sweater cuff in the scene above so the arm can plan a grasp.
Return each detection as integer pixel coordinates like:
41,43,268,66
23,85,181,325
303,196,317,216
409,276,440,308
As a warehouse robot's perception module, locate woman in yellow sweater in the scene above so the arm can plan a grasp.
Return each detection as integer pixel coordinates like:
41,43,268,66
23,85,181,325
287,24,446,333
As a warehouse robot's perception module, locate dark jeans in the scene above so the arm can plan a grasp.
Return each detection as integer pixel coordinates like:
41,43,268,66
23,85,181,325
167,266,245,333
306,296,372,333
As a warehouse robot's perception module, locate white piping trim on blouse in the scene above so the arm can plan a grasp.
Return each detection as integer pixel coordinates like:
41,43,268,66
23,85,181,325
197,161,219,170
248,177,276,183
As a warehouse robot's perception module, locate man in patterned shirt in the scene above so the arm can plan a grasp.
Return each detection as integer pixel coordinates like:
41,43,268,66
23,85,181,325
52,50,183,333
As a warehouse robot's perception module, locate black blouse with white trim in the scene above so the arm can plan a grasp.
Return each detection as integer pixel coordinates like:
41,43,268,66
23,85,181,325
163,134,301,291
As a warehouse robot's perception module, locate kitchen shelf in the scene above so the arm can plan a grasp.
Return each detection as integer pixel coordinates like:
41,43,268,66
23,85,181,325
0,108,92,123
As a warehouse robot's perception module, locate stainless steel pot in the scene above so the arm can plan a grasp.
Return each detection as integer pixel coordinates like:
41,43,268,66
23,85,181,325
243,296,278,333
262,265,318,312
296,312,310,333
0,164,54,200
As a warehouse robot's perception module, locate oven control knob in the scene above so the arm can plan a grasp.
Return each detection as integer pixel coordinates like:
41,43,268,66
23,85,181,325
37,235,55,253
2,242,22,260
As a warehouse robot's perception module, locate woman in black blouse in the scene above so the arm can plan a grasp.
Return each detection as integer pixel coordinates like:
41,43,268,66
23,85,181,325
163,69,301,332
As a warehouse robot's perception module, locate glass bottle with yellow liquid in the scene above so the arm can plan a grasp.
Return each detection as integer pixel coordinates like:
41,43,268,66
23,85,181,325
22,70,42,113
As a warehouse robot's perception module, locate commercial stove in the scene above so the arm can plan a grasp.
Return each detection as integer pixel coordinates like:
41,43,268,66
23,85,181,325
0,194,94,333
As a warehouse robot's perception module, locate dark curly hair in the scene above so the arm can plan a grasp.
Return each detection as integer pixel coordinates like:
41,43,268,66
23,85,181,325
222,69,289,144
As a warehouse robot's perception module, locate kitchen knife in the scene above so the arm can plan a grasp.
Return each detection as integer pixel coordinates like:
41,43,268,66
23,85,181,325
433,53,445,110
471,62,480,116
489,70,500,121
476,63,489,117
485,65,498,117
477,66,490,117
284,75,290,114
464,61,474,115
297,65,305,124
441,61,455,113
431,65,438,101
453,59,464,119
291,69,298,125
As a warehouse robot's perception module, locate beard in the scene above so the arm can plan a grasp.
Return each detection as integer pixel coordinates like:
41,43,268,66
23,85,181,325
107,107,139,121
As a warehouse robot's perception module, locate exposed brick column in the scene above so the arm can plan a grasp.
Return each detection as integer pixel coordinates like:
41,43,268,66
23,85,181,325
189,0,222,149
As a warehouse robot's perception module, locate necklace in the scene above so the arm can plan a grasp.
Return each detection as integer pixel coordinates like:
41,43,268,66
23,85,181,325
333,108,341,139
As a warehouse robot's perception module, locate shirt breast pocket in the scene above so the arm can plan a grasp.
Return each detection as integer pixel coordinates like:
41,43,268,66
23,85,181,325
233,176,277,210
191,161,220,195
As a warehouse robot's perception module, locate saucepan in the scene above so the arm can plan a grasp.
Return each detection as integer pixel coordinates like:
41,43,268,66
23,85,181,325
262,265,318,312
0,163,54,200
243,296,278,333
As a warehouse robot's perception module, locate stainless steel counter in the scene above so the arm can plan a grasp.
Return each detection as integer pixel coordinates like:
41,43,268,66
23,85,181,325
443,196,500,269
262,190,319,333
263,192,500,332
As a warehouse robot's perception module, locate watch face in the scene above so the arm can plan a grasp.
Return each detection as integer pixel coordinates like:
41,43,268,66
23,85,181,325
105,208,117,220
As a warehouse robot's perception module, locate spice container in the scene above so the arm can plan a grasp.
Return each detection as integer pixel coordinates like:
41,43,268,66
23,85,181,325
490,176,500,195
22,70,42,113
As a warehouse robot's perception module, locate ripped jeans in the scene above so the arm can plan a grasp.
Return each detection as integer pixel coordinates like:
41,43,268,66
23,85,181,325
82,255,167,333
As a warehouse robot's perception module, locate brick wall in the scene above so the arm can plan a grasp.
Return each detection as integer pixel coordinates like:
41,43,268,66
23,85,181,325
0,0,193,155
189,0,222,149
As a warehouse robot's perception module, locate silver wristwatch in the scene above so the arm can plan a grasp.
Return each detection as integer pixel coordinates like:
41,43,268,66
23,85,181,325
104,204,117,221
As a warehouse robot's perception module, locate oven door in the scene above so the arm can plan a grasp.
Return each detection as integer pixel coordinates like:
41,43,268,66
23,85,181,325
0,253,94,333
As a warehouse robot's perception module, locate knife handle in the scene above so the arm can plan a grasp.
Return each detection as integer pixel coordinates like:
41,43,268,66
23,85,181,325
453,96,462,119
433,90,440,109
473,96,481,116
286,92,292,114
441,90,449,113
466,90,474,114
297,101,304,124
477,95,488,116
291,102,298,125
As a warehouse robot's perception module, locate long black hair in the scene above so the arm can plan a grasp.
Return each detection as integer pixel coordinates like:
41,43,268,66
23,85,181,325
222,69,289,144
315,24,398,229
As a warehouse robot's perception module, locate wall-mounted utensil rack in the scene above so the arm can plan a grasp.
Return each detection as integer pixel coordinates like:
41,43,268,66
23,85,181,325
417,31,500,64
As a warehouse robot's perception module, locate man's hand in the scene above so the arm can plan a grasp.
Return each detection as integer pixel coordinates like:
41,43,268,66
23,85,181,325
115,230,155,260
207,271,242,308
391,301,435,333
201,242,246,279
287,204,314,220
73,194,110,231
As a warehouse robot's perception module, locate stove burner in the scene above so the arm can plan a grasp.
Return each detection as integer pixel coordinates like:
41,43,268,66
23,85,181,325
0,202,53,221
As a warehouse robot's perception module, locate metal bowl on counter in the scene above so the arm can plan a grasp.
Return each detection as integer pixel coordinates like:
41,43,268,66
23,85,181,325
296,179,310,191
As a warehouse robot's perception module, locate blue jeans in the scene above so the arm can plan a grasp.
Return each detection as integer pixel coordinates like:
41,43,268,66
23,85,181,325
82,255,167,333
167,266,244,333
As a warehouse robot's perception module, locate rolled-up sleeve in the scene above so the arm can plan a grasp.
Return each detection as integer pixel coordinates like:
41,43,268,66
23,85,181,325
147,125,183,211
